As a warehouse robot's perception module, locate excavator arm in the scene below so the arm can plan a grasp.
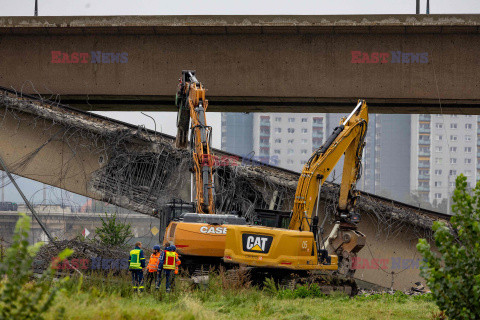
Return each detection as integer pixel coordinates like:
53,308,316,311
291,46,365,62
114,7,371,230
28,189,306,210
290,100,368,232
175,71,215,214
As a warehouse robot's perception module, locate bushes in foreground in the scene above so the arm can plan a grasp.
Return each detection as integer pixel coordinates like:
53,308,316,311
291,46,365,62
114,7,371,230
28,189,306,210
0,214,72,320
417,175,480,320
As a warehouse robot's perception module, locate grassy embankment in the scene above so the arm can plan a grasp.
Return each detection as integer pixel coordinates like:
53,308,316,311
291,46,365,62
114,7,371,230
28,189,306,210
44,272,439,320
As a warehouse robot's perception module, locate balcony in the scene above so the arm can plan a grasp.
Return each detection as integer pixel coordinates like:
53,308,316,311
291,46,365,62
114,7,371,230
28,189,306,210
260,142,269,147
418,185,430,192
418,174,430,180
418,162,430,168
418,139,431,145
419,128,430,134
419,115,431,121
312,132,323,138
419,150,430,157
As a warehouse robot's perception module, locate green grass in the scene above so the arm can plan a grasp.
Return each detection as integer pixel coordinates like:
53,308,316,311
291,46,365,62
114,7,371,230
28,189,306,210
44,273,439,320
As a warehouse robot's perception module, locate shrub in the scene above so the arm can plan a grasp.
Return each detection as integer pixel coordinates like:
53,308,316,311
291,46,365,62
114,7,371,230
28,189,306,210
95,212,133,246
0,213,72,320
417,175,480,320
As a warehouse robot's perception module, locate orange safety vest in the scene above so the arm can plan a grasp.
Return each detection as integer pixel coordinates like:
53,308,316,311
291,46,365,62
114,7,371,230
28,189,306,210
174,252,181,274
147,252,161,272
163,251,176,270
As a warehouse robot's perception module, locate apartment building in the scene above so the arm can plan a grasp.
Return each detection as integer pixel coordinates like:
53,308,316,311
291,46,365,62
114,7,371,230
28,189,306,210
411,114,479,207
252,113,327,171
222,112,412,203
221,113,254,155
326,114,412,202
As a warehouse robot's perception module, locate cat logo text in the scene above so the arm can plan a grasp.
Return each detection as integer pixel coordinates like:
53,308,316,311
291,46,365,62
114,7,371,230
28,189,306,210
242,234,273,253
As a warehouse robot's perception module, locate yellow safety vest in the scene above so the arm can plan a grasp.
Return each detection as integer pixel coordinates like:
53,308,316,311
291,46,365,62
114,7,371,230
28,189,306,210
163,251,176,270
129,249,142,269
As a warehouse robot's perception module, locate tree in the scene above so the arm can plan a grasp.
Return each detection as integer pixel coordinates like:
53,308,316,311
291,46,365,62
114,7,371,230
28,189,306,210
0,213,72,320
95,212,133,246
417,175,480,320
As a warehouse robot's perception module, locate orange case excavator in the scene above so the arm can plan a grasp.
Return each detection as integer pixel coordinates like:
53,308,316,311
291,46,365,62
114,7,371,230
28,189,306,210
162,71,246,269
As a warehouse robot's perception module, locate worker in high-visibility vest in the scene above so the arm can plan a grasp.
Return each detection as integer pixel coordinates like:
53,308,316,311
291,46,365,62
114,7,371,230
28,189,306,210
174,250,181,275
128,241,146,292
159,245,180,292
155,243,169,289
145,245,162,289
170,248,182,290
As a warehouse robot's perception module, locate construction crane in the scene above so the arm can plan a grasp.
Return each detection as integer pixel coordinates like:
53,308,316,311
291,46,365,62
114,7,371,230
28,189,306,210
224,100,368,286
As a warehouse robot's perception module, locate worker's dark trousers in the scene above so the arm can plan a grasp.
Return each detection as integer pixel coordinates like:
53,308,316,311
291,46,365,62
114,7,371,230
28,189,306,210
163,269,173,290
155,268,163,288
130,269,144,291
145,271,156,289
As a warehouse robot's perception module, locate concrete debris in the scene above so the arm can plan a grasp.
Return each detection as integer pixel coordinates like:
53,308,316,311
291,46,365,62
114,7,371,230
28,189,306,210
0,88,450,238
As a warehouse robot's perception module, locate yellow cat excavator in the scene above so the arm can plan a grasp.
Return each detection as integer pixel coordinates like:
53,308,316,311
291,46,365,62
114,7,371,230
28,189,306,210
224,100,368,284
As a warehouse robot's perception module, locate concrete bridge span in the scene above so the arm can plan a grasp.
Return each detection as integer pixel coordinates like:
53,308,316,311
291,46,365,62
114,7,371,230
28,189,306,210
1,15,480,113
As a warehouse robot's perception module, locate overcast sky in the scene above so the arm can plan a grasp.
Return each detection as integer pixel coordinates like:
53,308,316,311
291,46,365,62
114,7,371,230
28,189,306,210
2,0,480,16
1,0,480,204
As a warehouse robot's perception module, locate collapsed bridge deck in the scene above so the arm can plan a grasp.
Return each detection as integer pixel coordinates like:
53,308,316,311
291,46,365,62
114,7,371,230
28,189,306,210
0,86,448,290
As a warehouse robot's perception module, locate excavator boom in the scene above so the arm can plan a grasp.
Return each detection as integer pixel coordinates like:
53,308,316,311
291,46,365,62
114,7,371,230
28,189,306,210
175,70,215,214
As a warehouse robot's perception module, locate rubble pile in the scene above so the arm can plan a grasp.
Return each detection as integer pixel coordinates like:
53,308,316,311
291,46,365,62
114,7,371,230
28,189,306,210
34,238,130,273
